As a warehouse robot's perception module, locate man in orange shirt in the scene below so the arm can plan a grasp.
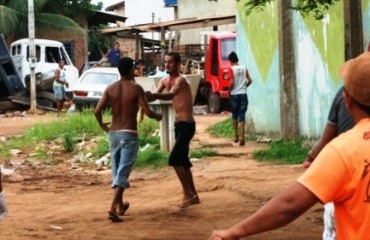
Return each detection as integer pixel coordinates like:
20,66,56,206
209,52,370,240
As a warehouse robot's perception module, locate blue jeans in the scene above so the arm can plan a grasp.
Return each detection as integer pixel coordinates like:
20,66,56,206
109,131,138,189
230,94,248,121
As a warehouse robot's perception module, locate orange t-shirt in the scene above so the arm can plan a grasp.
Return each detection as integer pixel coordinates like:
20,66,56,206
298,118,370,240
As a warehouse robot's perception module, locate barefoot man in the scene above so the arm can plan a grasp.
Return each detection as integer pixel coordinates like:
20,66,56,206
94,57,162,222
146,52,200,210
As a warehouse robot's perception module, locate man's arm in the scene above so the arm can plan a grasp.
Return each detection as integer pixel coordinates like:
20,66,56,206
94,91,110,132
145,78,175,102
138,86,162,121
54,69,67,86
302,123,337,168
246,70,252,87
209,182,319,240
228,68,234,94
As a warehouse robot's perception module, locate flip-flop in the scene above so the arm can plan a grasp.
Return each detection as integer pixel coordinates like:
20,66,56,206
108,212,123,223
117,201,130,216
178,195,196,210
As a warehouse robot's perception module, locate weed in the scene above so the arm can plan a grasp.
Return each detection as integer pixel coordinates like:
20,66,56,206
190,148,218,158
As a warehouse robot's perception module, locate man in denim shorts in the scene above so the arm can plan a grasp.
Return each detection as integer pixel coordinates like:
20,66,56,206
227,52,253,146
146,52,200,210
94,57,162,222
53,59,69,115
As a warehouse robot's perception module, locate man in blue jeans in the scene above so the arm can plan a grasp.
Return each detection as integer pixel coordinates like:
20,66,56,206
94,57,161,222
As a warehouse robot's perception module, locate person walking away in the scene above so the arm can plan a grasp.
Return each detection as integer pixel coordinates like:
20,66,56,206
209,52,370,240
53,59,69,115
227,51,252,146
302,86,354,240
145,52,200,210
94,57,162,222
0,167,8,221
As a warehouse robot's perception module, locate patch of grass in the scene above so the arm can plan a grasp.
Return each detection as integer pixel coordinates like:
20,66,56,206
190,148,218,158
206,117,256,141
135,149,168,169
253,138,310,165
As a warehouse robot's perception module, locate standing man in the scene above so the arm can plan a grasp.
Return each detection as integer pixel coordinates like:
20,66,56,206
209,52,370,240
146,52,200,210
53,59,69,115
302,86,354,240
106,42,121,67
94,57,162,222
227,52,253,146
0,168,8,221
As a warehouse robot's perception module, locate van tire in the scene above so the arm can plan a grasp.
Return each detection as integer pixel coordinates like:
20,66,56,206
208,91,220,114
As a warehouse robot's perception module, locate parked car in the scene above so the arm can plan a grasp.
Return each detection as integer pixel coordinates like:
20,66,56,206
73,67,120,110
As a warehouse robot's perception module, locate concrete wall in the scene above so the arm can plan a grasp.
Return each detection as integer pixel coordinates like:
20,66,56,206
236,0,370,138
177,0,236,45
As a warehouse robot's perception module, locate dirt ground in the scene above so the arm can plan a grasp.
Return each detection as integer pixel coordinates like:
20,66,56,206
0,113,323,240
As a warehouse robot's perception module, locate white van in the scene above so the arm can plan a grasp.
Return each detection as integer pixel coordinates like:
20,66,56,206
10,38,79,93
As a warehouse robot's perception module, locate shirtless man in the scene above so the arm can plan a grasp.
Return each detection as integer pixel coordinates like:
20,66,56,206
94,57,162,222
146,52,200,210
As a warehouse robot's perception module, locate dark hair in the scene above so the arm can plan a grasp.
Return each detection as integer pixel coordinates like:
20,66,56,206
118,57,133,76
228,51,239,63
167,52,181,64
344,87,370,116
134,59,145,66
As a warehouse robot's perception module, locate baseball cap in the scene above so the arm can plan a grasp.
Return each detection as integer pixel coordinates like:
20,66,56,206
340,52,370,106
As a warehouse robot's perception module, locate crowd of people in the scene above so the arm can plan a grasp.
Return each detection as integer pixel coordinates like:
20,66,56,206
3,38,370,240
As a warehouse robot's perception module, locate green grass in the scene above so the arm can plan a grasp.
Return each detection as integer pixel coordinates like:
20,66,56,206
206,117,256,141
253,138,310,165
190,148,218,158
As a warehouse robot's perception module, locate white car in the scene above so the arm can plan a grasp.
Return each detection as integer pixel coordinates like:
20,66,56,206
73,67,120,110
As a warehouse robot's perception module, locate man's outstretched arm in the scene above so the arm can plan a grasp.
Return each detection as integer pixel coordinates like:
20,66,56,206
209,182,319,240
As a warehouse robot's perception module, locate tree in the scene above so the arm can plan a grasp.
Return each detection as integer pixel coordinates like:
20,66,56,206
0,0,88,38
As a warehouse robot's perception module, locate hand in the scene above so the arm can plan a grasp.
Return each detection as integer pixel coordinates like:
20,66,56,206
101,122,110,133
145,91,155,102
209,230,239,240
0,191,8,221
302,160,312,169
65,81,69,88
155,112,162,121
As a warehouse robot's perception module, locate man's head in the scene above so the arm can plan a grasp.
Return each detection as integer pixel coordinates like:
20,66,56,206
113,42,120,50
228,51,239,63
165,52,181,74
58,59,65,68
118,57,134,78
340,52,370,112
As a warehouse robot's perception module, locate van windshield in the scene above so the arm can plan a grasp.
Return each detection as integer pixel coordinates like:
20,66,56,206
221,38,236,61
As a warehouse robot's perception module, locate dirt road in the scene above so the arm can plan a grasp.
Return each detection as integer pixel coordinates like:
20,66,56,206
0,113,323,240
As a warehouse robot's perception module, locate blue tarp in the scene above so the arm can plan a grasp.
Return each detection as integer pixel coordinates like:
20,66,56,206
163,0,177,7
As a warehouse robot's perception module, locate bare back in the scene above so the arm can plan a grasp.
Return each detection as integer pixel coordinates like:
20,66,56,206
104,80,143,131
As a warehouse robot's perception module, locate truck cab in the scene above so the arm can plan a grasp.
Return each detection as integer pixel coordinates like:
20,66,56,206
204,31,236,113
10,38,79,93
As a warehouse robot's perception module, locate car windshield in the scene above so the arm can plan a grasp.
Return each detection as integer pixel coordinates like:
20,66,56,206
221,38,236,61
80,72,118,85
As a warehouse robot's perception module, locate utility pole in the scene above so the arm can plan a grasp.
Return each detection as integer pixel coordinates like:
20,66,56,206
28,0,37,111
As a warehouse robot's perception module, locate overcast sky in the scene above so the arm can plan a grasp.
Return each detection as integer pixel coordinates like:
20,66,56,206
92,0,174,26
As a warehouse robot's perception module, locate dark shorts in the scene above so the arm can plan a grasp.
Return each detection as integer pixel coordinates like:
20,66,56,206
168,121,196,168
230,94,248,122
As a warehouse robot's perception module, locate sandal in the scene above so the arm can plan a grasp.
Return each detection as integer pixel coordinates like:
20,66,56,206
117,201,130,216
108,212,123,223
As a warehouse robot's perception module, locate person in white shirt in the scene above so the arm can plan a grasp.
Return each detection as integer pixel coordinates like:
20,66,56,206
228,51,252,146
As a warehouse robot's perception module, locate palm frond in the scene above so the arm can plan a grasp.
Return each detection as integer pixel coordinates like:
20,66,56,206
34,0,49,12
7,0,28,14
35,13,85,36
0,6,19,36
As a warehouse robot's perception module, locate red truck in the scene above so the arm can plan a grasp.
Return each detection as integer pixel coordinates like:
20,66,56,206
201,31,236,113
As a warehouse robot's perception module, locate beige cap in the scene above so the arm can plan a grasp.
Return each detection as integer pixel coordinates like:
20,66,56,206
340,52,370,106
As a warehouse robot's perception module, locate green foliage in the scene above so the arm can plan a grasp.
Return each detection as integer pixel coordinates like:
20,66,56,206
253,138,310,164
61,132,76,152
0,0,87,38
190,148,218,158
42,0,102,19
92,136,109,158
237,0,339,20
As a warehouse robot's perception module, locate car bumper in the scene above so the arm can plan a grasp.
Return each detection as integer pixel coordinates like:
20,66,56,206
73,97,100,110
